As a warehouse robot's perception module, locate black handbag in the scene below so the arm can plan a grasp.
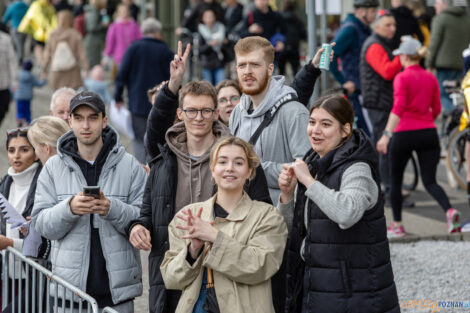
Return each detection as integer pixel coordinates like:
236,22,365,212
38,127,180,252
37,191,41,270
203,246,220,313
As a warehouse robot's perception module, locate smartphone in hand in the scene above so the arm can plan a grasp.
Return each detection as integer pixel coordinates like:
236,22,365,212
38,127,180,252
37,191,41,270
83,186,101,199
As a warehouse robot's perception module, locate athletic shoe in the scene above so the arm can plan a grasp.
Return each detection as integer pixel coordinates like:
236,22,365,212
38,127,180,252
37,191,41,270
446,208,462,233
387,225,406,238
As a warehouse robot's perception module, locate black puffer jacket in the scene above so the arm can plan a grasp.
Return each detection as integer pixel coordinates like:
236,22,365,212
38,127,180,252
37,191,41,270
0,163,50,260
285,130,400,313
360,33,396,112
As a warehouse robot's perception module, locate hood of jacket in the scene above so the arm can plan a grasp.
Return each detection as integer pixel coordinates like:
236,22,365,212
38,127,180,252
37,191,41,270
165,120,230,164
57,125,125,172
304,129,378,180
442,6,466,17
392,5,413,18
234,75,298,143
343,13,371,33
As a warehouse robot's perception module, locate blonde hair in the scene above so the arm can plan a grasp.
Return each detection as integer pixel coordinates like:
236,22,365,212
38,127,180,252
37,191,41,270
234,36,275,65
210,136,260,180
28,116,70,149
407,46,428,61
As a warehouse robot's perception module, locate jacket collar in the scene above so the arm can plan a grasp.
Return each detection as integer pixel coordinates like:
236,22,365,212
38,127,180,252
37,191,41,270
203,192,252,222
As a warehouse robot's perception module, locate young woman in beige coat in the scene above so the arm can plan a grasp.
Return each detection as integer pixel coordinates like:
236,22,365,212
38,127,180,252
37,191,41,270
160,136,288,313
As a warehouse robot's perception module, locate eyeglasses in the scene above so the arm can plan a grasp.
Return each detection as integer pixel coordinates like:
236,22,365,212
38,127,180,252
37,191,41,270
6,126,30,136
182,108,215,119
218,96,240,104
376,9,392,19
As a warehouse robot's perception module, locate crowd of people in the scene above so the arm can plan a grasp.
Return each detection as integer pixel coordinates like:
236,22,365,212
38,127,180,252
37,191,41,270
0,0,469,312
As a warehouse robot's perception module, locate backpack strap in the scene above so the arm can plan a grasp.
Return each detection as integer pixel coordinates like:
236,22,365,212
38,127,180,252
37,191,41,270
249,92,298,145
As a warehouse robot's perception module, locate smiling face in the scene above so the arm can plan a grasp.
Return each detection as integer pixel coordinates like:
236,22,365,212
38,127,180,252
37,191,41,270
217,86,241,125
211,144,253,192
69,105,107,146
177,94,219,138
307,108,350,158
7,137,37,173
236,50,273,96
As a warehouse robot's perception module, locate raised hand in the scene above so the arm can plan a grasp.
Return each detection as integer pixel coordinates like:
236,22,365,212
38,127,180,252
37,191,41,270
168,41,191,94
312,42,336,68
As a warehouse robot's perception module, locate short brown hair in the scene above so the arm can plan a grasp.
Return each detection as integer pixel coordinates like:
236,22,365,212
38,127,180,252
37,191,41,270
215,79,241,95
310,95,354,141
179,81,218,109
234,36,275,65
210,136,260,180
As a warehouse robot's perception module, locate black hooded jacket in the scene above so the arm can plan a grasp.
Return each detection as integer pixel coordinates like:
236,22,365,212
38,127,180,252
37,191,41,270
285,130,400,313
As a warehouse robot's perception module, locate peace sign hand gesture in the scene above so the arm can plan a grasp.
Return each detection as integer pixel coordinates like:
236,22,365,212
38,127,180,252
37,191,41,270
168,41,191,94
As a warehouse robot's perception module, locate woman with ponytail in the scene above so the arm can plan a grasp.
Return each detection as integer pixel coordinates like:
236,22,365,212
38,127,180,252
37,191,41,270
377,37,460,237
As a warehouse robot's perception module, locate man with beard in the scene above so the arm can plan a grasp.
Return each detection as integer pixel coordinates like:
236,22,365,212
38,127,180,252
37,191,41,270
229,36,311,206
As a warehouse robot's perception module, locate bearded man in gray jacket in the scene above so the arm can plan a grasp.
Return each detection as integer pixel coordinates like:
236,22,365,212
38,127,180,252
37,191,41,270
230,36,311,205
31,91,147,312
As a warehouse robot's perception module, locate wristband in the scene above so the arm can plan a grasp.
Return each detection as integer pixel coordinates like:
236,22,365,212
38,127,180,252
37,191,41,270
383,130,393,138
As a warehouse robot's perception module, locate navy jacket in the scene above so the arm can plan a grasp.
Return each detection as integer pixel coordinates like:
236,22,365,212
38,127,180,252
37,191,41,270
114,37,173,117
330,13,371,90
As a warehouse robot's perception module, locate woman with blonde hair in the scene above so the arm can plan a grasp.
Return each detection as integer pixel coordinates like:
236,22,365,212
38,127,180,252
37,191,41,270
161,136,287,313
42,9,89,90
27,116,69,164
377,38,460,237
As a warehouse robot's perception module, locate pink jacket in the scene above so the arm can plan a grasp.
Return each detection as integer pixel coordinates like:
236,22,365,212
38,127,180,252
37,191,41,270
392,65,441,133
104,19,141,65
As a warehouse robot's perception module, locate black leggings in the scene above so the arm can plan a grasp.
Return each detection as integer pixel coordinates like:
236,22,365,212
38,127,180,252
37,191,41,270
389,128,452,221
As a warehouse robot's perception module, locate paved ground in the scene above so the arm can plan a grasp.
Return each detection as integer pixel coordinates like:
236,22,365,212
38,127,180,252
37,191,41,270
1,79,469,312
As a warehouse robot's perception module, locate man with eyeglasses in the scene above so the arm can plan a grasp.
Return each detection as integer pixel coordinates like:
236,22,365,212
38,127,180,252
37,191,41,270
128,41,273,313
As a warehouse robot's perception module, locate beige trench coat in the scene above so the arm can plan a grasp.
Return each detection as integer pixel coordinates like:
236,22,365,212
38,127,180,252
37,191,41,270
161,193,288,313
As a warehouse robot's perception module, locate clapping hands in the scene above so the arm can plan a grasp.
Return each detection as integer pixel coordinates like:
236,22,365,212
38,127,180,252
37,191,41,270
176,207,218,259
279,159,315,203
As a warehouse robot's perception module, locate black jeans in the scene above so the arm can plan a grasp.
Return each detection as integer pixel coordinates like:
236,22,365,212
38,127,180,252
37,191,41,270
367,108,390,190
389,128,452,221
131,114,147,164
0,89,11,128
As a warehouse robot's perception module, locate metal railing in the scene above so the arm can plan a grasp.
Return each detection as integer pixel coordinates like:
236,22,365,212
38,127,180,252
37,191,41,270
2,247,119,313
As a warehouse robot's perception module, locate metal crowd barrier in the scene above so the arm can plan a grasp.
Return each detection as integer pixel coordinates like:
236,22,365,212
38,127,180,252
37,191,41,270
2,247,119,313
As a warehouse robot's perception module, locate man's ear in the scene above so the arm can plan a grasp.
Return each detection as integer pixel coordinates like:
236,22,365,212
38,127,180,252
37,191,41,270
268,63,274,76
102,116,108,129
177,107,184,120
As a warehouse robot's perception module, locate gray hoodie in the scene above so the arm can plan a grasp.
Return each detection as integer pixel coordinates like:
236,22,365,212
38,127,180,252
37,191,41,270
229,75,311,204
166,120,231,212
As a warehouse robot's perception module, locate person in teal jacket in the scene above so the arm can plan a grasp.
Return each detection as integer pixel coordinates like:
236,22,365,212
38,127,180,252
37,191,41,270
330,0,378,136
2,0,29,63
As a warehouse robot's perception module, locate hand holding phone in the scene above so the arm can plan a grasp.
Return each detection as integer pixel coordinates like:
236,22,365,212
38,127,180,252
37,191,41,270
83,186,101,199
